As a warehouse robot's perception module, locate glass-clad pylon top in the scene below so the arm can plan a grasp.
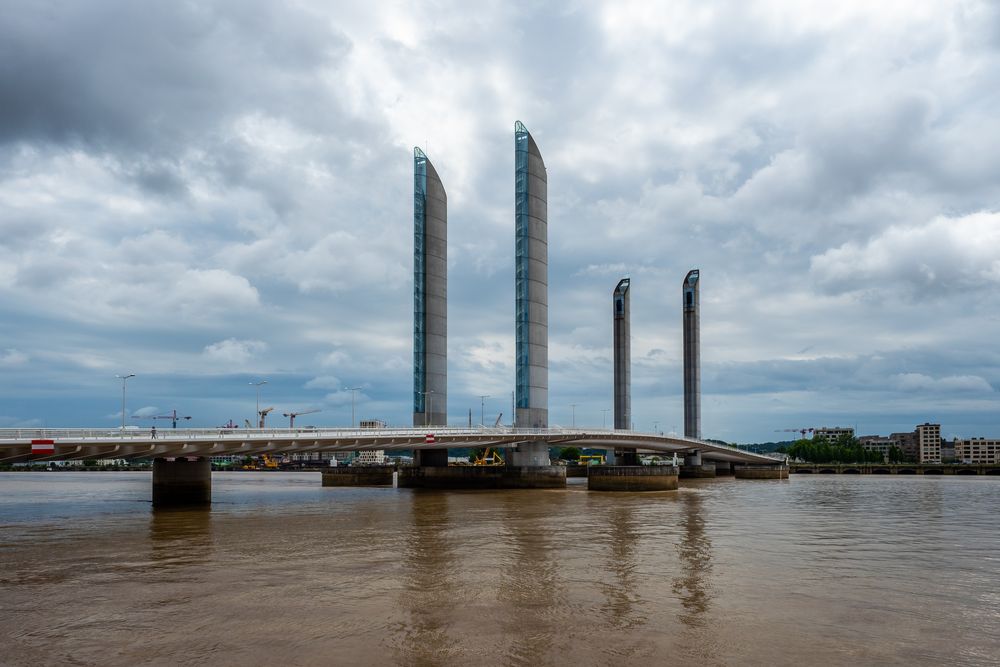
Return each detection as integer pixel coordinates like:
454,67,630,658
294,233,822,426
414,146,427,160
683,269,699,311
515,120,528,135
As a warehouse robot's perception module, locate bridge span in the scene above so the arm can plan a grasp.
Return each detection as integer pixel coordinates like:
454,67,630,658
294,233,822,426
0,426,779,465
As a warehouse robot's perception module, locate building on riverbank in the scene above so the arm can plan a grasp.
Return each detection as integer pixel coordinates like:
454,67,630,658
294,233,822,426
956,438,1000,464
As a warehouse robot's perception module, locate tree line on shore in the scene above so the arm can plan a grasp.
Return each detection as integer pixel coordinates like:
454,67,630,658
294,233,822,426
777,434,907,464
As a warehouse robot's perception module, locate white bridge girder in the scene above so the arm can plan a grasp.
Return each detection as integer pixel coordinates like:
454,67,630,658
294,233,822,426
0,427,780,465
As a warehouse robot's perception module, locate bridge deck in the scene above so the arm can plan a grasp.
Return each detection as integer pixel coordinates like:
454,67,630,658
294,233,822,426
0,427,781,465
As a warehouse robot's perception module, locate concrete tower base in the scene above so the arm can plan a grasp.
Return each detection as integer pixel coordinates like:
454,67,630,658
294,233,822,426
507,441,550,467
588,465,678,491
397,465,565,489
152,457,211,507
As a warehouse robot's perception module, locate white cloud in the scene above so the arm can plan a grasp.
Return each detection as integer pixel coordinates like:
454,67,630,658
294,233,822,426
811,211,1000,296
304,375,342,390
0,349,28,366
202,338,268,365
893,373,994,393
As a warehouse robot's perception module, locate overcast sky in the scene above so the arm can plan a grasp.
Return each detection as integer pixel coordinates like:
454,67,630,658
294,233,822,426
1,0,998,442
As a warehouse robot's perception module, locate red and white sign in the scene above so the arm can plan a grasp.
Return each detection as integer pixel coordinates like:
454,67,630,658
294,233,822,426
425,434,436,444
31,439,55,455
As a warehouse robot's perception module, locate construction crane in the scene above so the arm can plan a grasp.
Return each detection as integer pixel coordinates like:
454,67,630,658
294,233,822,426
474,448,504,466
283,408,321,428
132,409,192,429
775,428,814,439
258,407,274,428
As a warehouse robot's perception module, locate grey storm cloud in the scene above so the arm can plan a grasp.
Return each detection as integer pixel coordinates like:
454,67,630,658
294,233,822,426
1,0,999,440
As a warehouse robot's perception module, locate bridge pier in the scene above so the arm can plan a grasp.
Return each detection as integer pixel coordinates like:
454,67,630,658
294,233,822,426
152,457,211,507
397,464,565,489
588,465,678,491
322,466,395,486
507,441,550,467
680,450,716,478
734,464,789,479
713,461,733,475
414,449,448,467
615,449,639,466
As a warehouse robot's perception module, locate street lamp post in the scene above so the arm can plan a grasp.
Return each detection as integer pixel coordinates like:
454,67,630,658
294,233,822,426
653,421,660,435
346,387,361,428
602,408,610,429
479,395,490,427
570,403,577,429
115,374,135,436
250,380,267,428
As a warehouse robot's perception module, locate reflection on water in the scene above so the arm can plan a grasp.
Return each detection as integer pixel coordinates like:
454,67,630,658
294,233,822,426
671,489,724,666
497,492,565,666
2,473,1000,666
601,505,644,630
395,492,459,665
148,508,213,571
673,491,713,627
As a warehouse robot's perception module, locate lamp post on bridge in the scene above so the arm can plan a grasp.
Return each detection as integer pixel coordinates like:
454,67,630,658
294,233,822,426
602,409,610,429
345,387,361,428
570,403,577,429
249,380,267,429
479,395,490,427
115,373,135,437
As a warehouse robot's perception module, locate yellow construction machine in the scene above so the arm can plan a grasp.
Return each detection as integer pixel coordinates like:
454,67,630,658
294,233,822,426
473,448,505,466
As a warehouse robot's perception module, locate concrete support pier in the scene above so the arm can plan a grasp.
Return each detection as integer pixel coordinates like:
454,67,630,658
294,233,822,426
680,450,716,478
152,457,211,507
734,464,789,480
588,465,678,491
398,465,565,489
615,450,640,466
414,449,448,467
713,461,734,475
322,466,395,487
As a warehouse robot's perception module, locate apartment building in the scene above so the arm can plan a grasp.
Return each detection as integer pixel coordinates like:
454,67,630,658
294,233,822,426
858,435,897,462
916,423,942,464
814,426,855,441
956,438,1000,464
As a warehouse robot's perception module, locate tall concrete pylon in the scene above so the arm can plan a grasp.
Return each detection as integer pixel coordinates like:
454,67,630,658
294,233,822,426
682,269,701,440
511,120,550,467
413,147,448,466
613,278,631,429
613,277,638,465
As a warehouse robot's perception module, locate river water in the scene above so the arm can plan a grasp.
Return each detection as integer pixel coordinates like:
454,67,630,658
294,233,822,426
1,472,998,666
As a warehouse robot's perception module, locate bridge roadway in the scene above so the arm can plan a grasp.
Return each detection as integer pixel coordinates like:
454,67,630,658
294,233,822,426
0,426,780,465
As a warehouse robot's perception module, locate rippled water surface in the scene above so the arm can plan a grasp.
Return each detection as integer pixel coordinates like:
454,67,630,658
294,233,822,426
1,472,998,665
